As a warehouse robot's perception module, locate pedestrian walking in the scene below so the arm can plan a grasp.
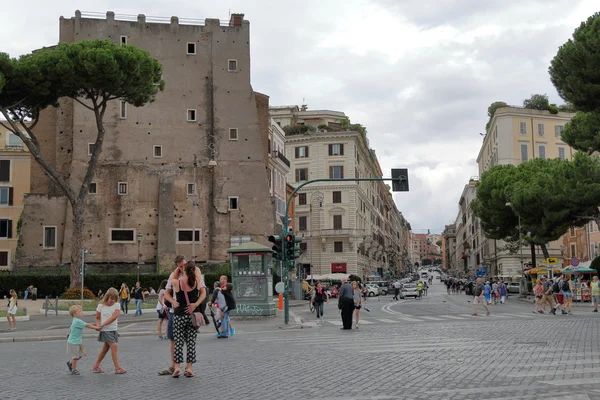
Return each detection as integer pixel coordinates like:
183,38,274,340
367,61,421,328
313,281,329,325
591,276,600,312
118,283,130,314
532,279,543,313
423,281,429,296
393,281,401,301
218,282,235,339
171,261,206,377
491,281,498,305
484,281,492,305
66,305,100,375
352,281,362,329
133,282,144,316
219,275,235,336
92,288,126,374
208,281,225,335
562,274,573,315
417,281,424,299
156,280,168,339
337,279,354,330
540,277,557,315
6,289,18,330
498,281,507,304
472,278,490,316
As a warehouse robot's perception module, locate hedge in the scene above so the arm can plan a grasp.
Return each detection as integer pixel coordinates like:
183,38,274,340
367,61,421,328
0,273,230,299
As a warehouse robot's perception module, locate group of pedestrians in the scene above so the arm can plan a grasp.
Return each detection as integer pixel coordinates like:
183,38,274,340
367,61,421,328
117,282,145,315
336,279,367,329
65,254,235,377
532,274,595,315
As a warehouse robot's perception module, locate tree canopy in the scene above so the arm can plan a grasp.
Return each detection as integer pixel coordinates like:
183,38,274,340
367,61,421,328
523,94,550,110
561,111,600,154
485,101,508,130
549,12,600,112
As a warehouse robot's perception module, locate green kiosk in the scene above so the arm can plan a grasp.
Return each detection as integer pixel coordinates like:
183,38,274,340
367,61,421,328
227,242,275,316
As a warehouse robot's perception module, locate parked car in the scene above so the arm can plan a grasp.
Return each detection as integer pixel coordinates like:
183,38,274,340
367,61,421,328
367,281,389,295
327,286,339,298
506,282,520,294
364,284,379,297
400,284,419,299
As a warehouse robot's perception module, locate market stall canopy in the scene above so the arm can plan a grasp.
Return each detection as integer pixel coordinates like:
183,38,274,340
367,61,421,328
306,273,350,281
526,266,561,275
560,267,597,274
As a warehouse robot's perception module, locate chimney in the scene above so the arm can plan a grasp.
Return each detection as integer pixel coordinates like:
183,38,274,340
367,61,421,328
300,104,308,111
229,13,244,27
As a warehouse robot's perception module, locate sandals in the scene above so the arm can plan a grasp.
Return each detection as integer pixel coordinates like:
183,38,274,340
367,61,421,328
71,370,80,375
92,366,104,373
184,369,195,378
66,361,73,372
172,368,181,378
115,368,127,374
158,367,175,376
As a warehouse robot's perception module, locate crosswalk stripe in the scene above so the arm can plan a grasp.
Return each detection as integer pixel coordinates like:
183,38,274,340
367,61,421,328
357,320,374,324
376,318,399,323
396,316,422,322
418,316,445,321
327,320,343,326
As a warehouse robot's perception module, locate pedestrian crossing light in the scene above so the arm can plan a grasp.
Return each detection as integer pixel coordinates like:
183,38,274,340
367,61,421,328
285,234,295,260
268,235,283,261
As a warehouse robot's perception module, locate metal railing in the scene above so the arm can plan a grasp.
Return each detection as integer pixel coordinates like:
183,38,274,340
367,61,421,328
80,11,230,26
274,150,291,167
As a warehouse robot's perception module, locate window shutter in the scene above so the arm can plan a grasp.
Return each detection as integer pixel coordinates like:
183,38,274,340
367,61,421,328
295,147,299,158
340,166,344,179
7,220,12,239
305,146,309,158
295,169,299,181
340,144,344,155
8,187,13,206
329,166,333,178
328,144,332,156
0,160,10,182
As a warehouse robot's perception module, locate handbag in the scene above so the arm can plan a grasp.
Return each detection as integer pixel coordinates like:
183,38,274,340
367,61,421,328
182,280,207,329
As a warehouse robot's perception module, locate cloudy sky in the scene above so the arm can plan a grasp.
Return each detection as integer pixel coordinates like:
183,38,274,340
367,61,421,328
2,0,598,233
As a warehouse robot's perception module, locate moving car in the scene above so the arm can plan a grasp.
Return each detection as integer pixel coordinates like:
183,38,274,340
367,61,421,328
327,286,339,298
400,284,419,299
367,281,389,295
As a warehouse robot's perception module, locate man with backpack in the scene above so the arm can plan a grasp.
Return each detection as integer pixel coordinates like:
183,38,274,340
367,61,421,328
540,276,557,315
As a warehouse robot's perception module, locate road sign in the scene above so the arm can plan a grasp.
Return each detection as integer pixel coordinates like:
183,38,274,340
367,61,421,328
546,258,558,265
391,169,409,192
571,257,580,267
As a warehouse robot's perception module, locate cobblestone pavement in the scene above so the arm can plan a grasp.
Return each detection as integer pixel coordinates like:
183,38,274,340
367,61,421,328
3,305,600,399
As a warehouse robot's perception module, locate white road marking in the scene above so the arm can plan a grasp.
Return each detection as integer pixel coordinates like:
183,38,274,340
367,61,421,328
418,316,444,321
376,318,399,323
439,315,466,320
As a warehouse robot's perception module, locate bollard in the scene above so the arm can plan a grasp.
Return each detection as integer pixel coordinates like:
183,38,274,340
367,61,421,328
44,296,49,317
55,296,59,316
278,293,283,311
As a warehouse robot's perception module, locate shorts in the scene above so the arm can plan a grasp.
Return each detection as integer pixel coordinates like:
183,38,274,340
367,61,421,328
166,312,174,340
593,296,600,304
555,294,565,305
157,310,167,319
473,296,485,305
7,306,17,315
97,331,119,343
68,344,86,360
563,291,572,299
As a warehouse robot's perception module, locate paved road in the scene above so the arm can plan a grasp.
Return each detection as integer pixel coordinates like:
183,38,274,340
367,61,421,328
4,283,600,399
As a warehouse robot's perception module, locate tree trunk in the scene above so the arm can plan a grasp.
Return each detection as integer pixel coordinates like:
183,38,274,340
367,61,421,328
540,243,550,260
530,242,536,272
70,205,85,288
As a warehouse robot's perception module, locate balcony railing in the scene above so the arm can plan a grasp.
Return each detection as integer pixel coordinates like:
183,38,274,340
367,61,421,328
320,228,364,237
274,150,290,167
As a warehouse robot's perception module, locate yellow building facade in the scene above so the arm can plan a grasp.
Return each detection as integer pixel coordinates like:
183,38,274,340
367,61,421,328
0,127,31,271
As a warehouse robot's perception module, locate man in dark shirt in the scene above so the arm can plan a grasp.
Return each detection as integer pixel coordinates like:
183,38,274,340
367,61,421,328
338,279,354,330
133,281,145,316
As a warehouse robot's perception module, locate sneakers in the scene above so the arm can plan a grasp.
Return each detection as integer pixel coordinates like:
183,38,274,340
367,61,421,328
538,310,544,314
229,328,235,336
594,309,598,313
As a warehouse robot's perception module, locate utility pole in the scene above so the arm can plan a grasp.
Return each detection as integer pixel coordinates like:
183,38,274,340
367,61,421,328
80,249,87,304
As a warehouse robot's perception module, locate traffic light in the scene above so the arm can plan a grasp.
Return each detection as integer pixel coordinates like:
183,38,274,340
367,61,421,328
268,235,283,261
285,234,295,260
293,236,304,259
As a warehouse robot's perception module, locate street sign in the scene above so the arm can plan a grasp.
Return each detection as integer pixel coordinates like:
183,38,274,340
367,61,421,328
571,257,580,267
275,282,285,294
546,258,558,265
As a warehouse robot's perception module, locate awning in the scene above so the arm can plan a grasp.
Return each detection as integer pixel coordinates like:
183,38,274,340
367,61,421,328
526,266,561,275
560,267,597,274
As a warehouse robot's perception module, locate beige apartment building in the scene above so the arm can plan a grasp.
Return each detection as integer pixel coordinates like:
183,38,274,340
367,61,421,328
273,107,410,278
0,129,31,271
16,11,275,270
475,106,576,278
442,224,457,271
267,119,291,231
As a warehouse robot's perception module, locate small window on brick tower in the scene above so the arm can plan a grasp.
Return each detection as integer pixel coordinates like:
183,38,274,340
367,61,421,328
187,42,196,55
228,59,238,72
153,145,163,158
187,109,196,122
120,36,127,46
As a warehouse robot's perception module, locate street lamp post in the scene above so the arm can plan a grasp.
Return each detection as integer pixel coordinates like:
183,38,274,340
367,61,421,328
506,202,526,297
309,191,324,285
136,233,143,282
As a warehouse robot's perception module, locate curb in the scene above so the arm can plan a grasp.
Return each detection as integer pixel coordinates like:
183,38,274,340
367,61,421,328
517,296,596,307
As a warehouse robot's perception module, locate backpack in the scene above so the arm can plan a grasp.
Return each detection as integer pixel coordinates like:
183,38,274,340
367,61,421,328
223,290,236,311
552,280,561,293
562,280,570,291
